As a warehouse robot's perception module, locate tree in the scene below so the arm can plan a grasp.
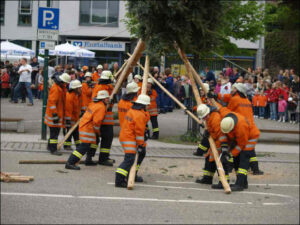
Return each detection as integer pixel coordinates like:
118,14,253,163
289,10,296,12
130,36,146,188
124,0,265,58
264,0,300,74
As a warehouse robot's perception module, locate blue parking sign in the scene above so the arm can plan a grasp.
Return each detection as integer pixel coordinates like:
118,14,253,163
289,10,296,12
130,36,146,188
38,7,59,30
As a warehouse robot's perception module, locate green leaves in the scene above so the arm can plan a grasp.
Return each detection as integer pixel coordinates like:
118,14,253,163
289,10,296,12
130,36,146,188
124,0,265,57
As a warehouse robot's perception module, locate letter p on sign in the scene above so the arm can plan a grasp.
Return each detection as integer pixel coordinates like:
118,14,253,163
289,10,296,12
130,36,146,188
43,10,54,26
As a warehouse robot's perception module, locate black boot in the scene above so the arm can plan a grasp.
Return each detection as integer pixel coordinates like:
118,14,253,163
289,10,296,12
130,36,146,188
195,176,213,184
51,150,62,156
85,155,97,166
115,173,127,188
98,158,113,166
193,148,204,156
135,174,143,182
211,180,230,189
151,132,159,140
64,146,73,151
230,175,246,191
65,162,80,170
250,161,264,175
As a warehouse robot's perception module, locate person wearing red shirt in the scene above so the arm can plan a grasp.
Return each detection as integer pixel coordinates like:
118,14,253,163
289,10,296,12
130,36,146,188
268,83,279,120
1,68,10,97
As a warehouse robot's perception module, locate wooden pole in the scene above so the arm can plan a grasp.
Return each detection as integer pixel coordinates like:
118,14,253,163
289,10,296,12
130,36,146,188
19,160,87,164
57,120,80,150
127,55,150,190
114,60,128,80
110,39,146,101
128,53,203,126
176,46,231,194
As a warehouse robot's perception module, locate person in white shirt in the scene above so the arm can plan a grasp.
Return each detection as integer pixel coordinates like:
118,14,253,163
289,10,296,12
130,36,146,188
13,58,34,106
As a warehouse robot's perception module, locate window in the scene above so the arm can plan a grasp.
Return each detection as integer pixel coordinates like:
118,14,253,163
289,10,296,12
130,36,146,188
0,0,4,25
18,0,32,26
80,0,119,27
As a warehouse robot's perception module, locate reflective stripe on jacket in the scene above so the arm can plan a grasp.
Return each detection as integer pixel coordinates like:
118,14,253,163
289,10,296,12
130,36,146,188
119,108,150,154
79,101,106,144
148,89,158,116
81,82,93,111
44,83,65,128
65,91,81,127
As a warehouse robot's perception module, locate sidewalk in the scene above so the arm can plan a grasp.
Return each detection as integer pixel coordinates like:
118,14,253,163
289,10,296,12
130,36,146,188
1,133,299,155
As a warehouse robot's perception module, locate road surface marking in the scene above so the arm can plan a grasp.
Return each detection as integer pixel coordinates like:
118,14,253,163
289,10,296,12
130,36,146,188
107,183,293,199
1,192,245,205
156,181,299,187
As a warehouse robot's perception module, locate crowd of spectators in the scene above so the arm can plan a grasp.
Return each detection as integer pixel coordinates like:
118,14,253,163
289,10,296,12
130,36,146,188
1,59,299,124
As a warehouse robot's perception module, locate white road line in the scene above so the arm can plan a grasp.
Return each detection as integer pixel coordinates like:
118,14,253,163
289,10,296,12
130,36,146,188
1,192,243,205
107,183,293,199
1,192,73,198
156,181,300,187
263,203,289,206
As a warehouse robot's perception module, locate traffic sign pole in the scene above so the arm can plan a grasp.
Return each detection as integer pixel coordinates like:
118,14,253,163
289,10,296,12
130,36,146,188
41,0,51,140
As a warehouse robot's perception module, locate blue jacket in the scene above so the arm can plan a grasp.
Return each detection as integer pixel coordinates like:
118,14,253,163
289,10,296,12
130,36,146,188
166,75,174,93
204,71,216,86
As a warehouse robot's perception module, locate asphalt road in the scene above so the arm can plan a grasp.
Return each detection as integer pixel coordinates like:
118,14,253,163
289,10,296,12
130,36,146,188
1,150,299,224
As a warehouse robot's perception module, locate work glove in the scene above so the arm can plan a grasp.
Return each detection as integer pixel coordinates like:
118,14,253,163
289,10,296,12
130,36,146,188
65,119,71,128
203,129,210,139
137,145,145,154
80,110,85,118
220,147,230,164
207,91,217,99
52,113,59,124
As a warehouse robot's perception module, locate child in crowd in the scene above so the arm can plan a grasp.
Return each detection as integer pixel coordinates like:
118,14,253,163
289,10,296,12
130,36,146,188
278,95,287,122
287,95,298,124
258,91,267,119
252,90,259,118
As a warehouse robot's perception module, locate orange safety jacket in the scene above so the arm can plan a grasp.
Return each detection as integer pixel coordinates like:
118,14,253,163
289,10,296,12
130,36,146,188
65,91,82,127
79,101,106,144
258,95,267,107
117,95,137,128
226,93,260,139
148,89,158,117
119,108,150,154
252,94,259,107
92,83,115,125
81,82,93,111
44,83,65,128
219,107,259,157
92,72,101,83
217,93,232,106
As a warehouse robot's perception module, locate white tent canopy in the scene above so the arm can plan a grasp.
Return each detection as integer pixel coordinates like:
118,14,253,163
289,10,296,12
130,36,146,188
0,40,35,57
39,42,95,58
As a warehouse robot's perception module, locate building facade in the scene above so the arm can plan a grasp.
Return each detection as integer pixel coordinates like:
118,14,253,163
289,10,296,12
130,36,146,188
0,0,264,69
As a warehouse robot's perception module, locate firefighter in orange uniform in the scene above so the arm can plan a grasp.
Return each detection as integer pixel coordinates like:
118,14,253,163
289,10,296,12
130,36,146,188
195,104,230,189
115,94,151,188
219,106,260,191
134,74,143,95
79,66,89,82
147,78,159,139
117,82,140,128
92,65,103,82
92,70,115,166
215,83,263,175
81,72,94,112
63,80,82,150
44,73,71,155
65,90,109,170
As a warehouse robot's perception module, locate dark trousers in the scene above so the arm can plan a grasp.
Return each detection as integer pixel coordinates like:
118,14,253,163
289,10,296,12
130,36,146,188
1,88,10,98
116,148,146,182
233,150,255,184
150,116,159,134
63,126,80,148
253,106,259,116
165,93,174,111
99,125,113,160
67,143,91,165
47,127,60,152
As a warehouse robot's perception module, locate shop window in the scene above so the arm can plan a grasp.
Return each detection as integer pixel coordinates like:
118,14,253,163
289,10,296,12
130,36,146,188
80,0,119,27
18,0,32,26
11,40,32,49
0,0,5,25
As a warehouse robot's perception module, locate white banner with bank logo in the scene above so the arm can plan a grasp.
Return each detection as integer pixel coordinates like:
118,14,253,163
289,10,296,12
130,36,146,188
69,40,125,52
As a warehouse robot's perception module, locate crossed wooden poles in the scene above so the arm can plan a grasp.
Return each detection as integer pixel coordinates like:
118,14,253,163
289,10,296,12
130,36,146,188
53,39,230,193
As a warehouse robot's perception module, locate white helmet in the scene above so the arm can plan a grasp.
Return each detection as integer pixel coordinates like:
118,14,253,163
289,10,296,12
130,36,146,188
59,73,71,83
95,90,109,100
197,104,210,119
97,64,103,70
134,74,142,81
69,80,82,89
232,83,246,95
221,117,235,133
84,72,92,77
288,97,293,102
147,78,154,85
126,82,140,94
135,94,150,105
199,83,209,92
100,70,112,80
